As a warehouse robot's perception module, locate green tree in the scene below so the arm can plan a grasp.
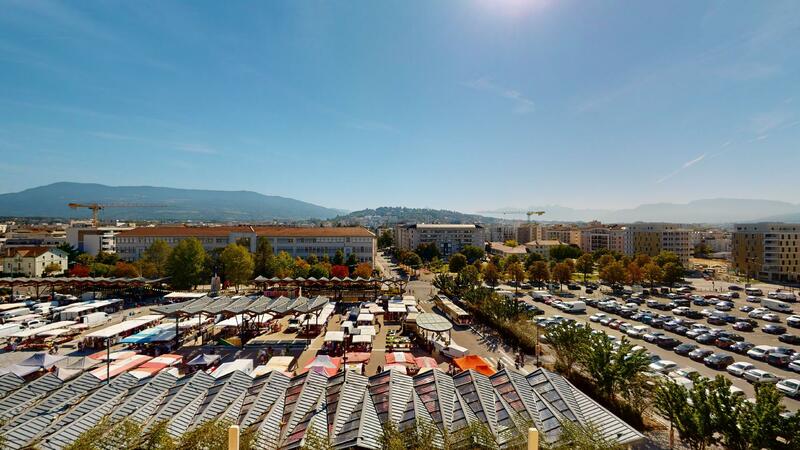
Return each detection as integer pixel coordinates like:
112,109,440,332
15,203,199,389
706,376,746,450
738,383,787,450
575,253,594,283
581,332,651,406
653,379,689,450
253,237,277,277
662,262,684,287
523,252,543,269
596,253,616,270
551,262,573,290
96,251,120,266
460,245,485,264
458,265,481,290
693,242,713,258
166,237,206,290
549,244,582,261
544,321,591,378
527,261,550,285
274,251,296,278
141,239,172,277
377,230,394,249
551,419,626,450
506,262,526,290
599,261,627,286
308,262,331,279
333,249,345,266
306,254,319,265
676,378,717,450
345,252,358,270
405,252,423,271
448,253,468,273
643,262,663,288
416,243,442,262
76,252,95,267
57,243,80,266
44,262,63,275
655,251,681,267
482,263,500,287
220,244,254,292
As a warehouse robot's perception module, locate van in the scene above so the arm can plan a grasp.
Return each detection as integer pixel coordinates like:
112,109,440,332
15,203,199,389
763,298,793,314
769,291,797,302
561,301,586,314
745,288,763,296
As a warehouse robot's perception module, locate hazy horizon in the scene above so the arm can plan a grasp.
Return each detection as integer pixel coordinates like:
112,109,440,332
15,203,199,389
1,1,798,212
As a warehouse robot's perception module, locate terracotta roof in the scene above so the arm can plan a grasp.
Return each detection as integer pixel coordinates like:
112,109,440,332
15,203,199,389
117,225,375,238
1,247,62,258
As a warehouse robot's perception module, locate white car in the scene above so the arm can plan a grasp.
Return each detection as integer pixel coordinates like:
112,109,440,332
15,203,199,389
776,379,800,398
649,360,679,374
668,367,700,380
589,313,607,323
761,313,781,323
747,345,777,361
746,296,762,303
788,360,800,373
727,362,755,377
743,369,780,384
787,315,800,327
672,306,690,316
626,325,649,339
749,308,769,319
715,301,733,311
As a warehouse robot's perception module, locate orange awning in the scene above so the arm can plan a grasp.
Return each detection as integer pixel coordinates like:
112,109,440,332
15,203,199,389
452,355,496,376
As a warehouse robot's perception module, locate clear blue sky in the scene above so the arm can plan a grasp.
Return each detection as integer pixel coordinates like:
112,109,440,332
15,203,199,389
1,0,798,213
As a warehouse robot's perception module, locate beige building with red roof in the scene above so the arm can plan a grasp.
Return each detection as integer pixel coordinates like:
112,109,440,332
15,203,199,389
1,247,68,276
115,225,376,265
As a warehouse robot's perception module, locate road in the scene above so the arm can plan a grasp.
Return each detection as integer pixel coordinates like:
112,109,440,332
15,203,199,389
520,282,800,411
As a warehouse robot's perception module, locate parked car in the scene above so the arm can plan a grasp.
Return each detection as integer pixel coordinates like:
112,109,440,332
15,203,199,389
789,359,800,373
767,352,792,368
749,308,769,319
696,333,718,345
649,360,679,374
643,332,666,343
657,336,682,349
776,379,800,398
715,337,736,349
740,305,755,313
689,348,714,362
747,345,778,361
674,343,699,356
727,361,756,377
746,296,762,303
704,353,735,370
589,313,607,323
627,325,649,339
779,334,800,345
715,301,734,311
764,324,788,335
762,313,782,323
733,321,755,332
743,369,781,384
787,315,800,328
730,341,755,354
729,285,743,291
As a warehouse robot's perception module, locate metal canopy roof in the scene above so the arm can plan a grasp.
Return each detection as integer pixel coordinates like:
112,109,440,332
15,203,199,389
0,366,643,449
415,313,454,332
154,295,330,318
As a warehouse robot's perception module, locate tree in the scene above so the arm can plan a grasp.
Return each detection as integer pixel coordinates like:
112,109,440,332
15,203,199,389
141,240,171,277
458,265,481,290
166,237,206,290
506,262,526,290
111,261,139,278
96,251,120,266
504,239,519,247
653,379,689,450
482,263,500,287
706,376,746,450
527,261,550,285
305,254,319,265
675,378,717,450
345,252,358,270
331,265,349,278
274,251,295,278
693,242,713,258
549,244,582,261
544,321,591,378
580,332,651,406
460,245,485,264
626,262,643,286
57,243,80,266
524,252,543,269
596,254,616,270
599,261,626,286
575,254,594,283
633,253,651,267
551,419,626,450
552,262,573,290
655,251,681,267
44,262,63,275
644,262,664,288
738,383,787,450
309,262,331,279
662,262,684,287
377,230,393,249
293,257,311,278
253,237,277,277
448,253,468,273
220,244,254,291
404,253,423,271
353,262,373,278
416,243,441,263
68,264,90,277
76,253,95,267
333,249,345,266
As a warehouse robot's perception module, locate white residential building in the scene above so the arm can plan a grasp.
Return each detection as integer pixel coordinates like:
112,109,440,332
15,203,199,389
1,247,68,276
394,223,485,258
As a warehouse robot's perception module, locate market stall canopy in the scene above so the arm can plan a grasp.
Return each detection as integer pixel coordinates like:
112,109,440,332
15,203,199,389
187,353,221,366
414,357,439,370
18,352,65,369
385,352,416,366
351,334,373,344
324,331,345,342
0,364,39,377
344,352,371,363
65,356,101,370
453,355,496,377
384,363,407,374
416,313,453,333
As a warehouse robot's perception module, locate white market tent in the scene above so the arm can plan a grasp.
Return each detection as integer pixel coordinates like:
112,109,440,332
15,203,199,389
11,321,77,338
356,313,374,324
351,334,373,344
211,359,253,378
324,331,345,342
85,315,163,339
164,292,207,300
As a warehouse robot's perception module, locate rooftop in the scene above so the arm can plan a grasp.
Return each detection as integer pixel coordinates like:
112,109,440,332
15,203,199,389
117,225,375,238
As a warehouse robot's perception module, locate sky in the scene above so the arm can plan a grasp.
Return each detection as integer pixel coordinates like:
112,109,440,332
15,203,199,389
0,0,798,213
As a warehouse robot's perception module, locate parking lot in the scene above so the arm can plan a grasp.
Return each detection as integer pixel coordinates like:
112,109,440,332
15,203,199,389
519,279,800,411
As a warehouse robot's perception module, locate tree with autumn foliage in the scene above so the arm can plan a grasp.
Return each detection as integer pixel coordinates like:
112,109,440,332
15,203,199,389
69,264,90,277
331,265,349,278
111,261,140,278
627,262,644,286
353,262,373,278
552,262,573,290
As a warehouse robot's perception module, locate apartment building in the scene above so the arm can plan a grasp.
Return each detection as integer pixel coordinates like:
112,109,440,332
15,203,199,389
524,240,563,260
485,223,517,243
116,225,376,264
542,225,582,246
690,229,732,253
516,223,543,244
67,224,135,255
732,223,800,283
624,223,691,263
580,226,627,254
1,247,68,276
394,223,485,258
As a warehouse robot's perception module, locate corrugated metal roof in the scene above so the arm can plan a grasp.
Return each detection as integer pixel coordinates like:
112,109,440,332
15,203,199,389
0,373,63,421
0,373,25,399
194,370,253,425
239,371,291,429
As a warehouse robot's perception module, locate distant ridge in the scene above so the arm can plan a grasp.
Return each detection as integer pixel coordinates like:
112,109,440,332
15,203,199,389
335,206,500,225
0,182,343,221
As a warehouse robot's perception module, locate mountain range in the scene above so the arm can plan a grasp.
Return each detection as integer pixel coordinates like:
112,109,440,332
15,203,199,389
0,182,344,222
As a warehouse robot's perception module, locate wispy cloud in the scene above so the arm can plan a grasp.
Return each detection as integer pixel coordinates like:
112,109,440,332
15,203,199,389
657,153,707,184
463,78,535,114
89,131,219,155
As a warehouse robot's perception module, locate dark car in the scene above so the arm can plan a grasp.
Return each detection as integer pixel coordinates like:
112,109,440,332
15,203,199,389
689,348,714,362
773,347,797,357
779,334,800,345
696,333,718,344
704,353,735,370
567,283,581,290
657,336,682,349
707,316,728,326
674,343,699,356
718,331,745,342
585,288,594,294
693,298,709,306
767,352,792,368
674,325,690,336
730,341,755,354
685,310,705,319
764,325,788,335
740,305,755,313
651,318,668,329
729,285,743,291
733,321,754,332
715,337,736,349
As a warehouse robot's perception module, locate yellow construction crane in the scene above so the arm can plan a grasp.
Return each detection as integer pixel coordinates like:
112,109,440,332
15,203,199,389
67,202,166,227
526,211,545,222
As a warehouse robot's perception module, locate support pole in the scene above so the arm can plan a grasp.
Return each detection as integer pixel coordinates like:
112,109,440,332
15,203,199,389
228,425,240,450
106,337,111,385
527,427,539,450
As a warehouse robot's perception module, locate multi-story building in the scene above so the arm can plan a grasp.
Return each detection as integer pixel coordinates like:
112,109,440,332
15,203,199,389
579,225,626,254
732,223,800,283
67,224,135,255
542,225,582,246
524,240,563,260
1,226,66,249
485,223,517,243
690,229,732,254
115,225,376,264
394,223,485,259
624,223,691,264
516,223,543,244
1,247,68,276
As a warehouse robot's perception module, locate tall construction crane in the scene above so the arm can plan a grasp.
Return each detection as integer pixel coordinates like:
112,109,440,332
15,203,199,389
67,202,166,227
526,211,545,222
